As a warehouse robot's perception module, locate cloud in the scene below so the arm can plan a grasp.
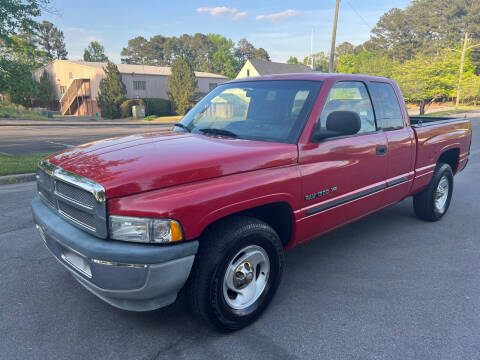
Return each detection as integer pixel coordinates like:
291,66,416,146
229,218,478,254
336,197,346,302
197,7,248,20
256,9,300,22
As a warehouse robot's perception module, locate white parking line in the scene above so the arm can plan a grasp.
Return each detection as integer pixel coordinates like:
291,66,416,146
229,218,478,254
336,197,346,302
44,140,74,148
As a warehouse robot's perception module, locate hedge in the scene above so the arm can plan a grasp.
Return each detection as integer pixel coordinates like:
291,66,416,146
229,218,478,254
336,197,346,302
142,98,171,116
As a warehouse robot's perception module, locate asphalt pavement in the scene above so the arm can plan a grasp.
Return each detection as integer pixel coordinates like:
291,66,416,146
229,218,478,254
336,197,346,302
0,119,173,155
0,120,479,359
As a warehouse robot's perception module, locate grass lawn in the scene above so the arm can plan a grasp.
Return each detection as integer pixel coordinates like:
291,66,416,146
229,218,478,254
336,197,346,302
0,154,50,176
424,107,480,117
0,103,49,120
144,115,182,123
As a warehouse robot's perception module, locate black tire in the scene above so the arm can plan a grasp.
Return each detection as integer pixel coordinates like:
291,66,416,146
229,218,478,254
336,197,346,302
186,216,285,331
413,162,453,221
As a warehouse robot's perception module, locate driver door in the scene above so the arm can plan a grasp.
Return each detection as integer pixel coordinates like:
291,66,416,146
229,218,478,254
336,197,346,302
296,81,388,244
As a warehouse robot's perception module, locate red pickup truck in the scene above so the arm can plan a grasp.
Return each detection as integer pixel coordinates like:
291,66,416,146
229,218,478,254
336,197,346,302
32,73,472,331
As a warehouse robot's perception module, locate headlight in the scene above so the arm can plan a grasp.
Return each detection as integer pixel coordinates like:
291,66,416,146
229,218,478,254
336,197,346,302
109,215,183,243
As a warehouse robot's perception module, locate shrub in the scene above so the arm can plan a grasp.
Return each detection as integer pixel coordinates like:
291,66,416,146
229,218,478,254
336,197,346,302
142,98,171,116
120,98,145,118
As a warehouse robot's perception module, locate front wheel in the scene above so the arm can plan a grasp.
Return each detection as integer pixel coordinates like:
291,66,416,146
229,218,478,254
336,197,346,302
413,162,453,221
186,216,285,331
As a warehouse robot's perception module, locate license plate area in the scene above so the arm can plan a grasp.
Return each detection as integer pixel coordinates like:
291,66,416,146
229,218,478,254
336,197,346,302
61,248,92,278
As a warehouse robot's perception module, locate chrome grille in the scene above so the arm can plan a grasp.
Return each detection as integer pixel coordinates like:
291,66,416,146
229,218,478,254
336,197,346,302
56,181,96,209
36,161,107,238
58,201,96,230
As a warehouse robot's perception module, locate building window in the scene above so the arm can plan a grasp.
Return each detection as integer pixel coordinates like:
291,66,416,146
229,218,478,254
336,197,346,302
60,86,66,94
247,69,250,77
133,80,146,90
69,72,73,79
209,83,217,91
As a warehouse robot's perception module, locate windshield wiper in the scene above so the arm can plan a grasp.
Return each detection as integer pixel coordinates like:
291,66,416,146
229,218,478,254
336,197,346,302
173,123,191,132
198,128,238,138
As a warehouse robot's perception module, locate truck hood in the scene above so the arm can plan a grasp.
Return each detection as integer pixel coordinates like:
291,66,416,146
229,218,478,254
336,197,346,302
47,131,298,198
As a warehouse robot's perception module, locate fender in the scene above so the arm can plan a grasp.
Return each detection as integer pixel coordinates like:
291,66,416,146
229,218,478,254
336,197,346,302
108,165,302,240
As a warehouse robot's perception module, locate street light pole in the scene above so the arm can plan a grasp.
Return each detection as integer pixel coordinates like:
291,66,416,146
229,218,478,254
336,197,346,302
454,32,480,109
329,0,341,73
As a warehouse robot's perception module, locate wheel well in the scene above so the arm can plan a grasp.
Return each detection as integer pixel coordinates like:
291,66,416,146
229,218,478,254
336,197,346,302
201,202,294,248
438,148,460,173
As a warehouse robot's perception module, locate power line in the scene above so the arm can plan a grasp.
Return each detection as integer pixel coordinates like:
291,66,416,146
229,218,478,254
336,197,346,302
344,0,372,30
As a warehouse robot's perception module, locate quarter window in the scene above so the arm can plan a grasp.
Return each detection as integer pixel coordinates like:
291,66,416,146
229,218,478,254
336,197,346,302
133,80,146,91
368,82,404,130
318,81,376,135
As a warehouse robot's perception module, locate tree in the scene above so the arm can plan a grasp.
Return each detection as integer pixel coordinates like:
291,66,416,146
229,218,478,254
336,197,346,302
208,34,239,79
36,70,56,108
235,38,270,64
36,21,67,59
0,0,49,40
392,51,459,114
121,36,154,64
83,41,108,62
287,56,299,64
0,58,38,106
335,42,355,57
167,57,198,115
97,62,127,119
303,52,329,72
337,50,394,77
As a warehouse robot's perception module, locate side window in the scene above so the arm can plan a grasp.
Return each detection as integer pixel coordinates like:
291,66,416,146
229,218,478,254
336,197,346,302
318,81,376,135
368,82,404,130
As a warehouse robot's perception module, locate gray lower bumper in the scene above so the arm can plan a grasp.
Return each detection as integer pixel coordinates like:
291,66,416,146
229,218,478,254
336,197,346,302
32,196,198,311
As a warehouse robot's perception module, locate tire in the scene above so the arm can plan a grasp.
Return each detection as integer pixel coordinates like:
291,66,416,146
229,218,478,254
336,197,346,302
186,216,285,331
413,162,453,221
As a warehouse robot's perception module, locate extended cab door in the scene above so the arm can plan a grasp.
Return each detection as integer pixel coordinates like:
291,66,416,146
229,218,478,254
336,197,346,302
367,81,415,205
296,81,388,244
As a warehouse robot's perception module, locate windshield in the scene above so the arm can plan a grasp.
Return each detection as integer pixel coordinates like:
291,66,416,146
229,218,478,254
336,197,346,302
174,80,323,143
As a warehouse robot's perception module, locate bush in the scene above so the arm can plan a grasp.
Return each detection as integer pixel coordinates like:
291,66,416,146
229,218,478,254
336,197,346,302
120,98,145,118
142,98,171,116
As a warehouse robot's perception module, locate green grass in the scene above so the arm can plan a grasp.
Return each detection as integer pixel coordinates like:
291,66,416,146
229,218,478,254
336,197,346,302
143,115,183,123
424,107,480,117
0,103,49,120
0,154,50,176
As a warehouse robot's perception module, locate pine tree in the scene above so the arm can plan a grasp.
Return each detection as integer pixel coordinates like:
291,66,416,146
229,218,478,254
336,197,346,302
97,62,126,119
167,57,198,115
37,70,56,108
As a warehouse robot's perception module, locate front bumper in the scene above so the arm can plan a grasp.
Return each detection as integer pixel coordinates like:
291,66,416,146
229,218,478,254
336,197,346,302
32,196,198,311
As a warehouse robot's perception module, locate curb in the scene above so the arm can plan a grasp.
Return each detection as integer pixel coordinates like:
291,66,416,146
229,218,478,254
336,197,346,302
0,173,36,185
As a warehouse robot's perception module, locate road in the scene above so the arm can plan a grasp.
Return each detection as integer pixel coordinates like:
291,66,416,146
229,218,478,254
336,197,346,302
0,120,479,359
0,120,173,155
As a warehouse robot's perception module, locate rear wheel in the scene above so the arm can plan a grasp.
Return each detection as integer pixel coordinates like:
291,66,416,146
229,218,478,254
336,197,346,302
186,216,285,331
413,162,453,221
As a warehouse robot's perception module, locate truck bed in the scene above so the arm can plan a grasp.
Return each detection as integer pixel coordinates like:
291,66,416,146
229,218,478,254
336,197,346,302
409,116,464,127
409,116,472,195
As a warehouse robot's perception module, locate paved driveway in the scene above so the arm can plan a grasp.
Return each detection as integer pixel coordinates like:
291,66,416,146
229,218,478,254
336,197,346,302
0,120,479,359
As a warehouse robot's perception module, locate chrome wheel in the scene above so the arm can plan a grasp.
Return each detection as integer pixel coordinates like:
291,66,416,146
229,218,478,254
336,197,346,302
223,245,270,310
434,176,449,213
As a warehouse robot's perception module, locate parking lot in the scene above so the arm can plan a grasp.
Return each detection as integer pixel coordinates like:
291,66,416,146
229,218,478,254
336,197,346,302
0,120,479,359
0,119,173,155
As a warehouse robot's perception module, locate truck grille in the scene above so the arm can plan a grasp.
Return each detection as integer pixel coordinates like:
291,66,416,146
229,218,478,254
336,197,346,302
36,161,107,238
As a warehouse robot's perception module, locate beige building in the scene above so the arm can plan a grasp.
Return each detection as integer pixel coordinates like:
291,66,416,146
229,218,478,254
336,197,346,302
33,60,227,116
236,59,315,79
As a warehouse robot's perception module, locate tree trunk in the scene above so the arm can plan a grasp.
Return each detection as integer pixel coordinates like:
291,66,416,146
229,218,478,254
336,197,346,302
419,100,426,115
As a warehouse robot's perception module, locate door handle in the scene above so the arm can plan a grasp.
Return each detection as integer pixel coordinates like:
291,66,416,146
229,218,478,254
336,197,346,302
376,145,387,156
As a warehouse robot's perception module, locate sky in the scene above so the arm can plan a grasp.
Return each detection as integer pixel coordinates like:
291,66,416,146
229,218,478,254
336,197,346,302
41,0,411,64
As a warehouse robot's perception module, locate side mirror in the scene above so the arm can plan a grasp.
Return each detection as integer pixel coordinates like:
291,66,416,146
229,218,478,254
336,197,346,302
312,111,361,142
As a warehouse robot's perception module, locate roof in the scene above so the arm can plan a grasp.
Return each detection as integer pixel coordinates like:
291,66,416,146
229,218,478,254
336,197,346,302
229,72,392,83
56,60,227,79
247,59,314,75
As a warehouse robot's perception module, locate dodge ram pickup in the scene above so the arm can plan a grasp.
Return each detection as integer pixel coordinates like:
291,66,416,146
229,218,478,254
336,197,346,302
32,73,472,331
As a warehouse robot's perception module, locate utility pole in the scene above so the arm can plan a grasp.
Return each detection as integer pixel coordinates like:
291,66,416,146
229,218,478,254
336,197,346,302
454,32,480,109
329,0,341,73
